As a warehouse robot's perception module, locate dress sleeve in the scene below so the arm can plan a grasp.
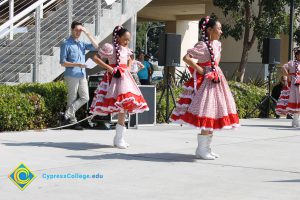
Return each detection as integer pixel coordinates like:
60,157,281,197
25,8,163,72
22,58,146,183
284,61,294,72
186,41,207,59
98,43,114,59
127,48,133,60
282,63,289,71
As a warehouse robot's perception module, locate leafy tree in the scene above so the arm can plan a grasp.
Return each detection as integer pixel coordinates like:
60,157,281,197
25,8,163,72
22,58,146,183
136,22,149,52
136,21,165,59
213,0,300,82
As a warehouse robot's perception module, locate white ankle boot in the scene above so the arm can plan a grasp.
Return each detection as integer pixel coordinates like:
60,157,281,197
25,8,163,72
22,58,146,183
195,134,215,160
113,124,129,149
292,114,300,127
208,135,220,158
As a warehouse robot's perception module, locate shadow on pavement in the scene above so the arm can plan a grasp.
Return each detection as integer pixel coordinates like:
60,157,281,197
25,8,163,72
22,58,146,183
266,179,300,183
67,152,197,163
2,142,113,150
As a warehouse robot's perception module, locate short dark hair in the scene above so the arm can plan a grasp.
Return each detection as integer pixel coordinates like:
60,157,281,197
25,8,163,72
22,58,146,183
138,50,145,55
71,21,83,29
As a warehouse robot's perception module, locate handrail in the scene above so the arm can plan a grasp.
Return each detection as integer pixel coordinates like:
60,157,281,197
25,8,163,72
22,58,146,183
0,0,48,33
0,0,60,38
0,0,9,6
0,0,126,83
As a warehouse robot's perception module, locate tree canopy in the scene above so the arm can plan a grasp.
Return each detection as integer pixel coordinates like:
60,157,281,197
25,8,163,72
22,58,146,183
136,21,165,59
213,0,300,82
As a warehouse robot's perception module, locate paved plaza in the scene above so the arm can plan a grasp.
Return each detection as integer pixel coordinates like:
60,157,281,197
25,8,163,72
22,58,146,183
0,118,299,200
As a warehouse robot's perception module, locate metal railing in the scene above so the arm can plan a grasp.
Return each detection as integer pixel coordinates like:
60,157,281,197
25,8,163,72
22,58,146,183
0,0,122,83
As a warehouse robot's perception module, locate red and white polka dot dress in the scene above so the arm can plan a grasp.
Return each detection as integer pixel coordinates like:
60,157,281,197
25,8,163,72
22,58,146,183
170,41,239,131
90,43,149,116
276,60,300,115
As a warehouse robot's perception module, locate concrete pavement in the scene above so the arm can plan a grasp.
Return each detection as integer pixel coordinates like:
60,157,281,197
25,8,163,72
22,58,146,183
0,118,300,200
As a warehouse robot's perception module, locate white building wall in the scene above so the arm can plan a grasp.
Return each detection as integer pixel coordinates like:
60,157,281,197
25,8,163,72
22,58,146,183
221,36,262,63
176,20,198,66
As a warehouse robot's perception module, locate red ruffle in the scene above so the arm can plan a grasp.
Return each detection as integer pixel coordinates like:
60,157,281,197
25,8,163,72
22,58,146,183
276,105,287,109
92,92,148,113
287,102,300,109
171,112,239,130
279,96,289,99
177,97,192,105
98,90,107,95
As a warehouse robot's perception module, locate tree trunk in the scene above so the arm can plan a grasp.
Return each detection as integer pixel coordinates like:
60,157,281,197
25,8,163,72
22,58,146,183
236,47,250,82
235,0,256,83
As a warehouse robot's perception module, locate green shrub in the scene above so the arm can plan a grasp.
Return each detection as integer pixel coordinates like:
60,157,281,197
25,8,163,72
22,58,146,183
0,82,67,132
156,86,183,123
16,82,67,126
228,81,265,118
0,89,47,131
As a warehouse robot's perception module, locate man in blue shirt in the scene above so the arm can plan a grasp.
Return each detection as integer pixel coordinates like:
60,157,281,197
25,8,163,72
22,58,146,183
60,21,98,130
137,51,151,85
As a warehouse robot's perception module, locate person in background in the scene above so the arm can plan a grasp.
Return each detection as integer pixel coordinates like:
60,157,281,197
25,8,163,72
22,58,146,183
130,54,144,84
272,76,292,119
137,51,151,85
145,53,154,83
275,47,300,127
60,21,99,130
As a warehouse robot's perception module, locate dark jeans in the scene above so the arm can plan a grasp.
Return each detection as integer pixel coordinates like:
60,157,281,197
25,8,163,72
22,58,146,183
139,79,150,85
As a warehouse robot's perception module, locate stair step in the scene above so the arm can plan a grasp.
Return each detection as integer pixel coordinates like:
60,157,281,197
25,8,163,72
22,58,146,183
44,10,68,18
0,47,53,55
26,23,68,32
73,0,114,9
43,2,68,17
43,11,96,24
41,15,94,26
0,54,43,64
73,8,97,17
0,71,32,83
0,72,19,82
6,37,63,47
43,3,99,19
72,15,95,24
14,30,68,41
0,64,32,73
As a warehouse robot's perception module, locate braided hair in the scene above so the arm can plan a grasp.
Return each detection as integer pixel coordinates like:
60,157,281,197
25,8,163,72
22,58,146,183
199,16,220,83
112,25,129,77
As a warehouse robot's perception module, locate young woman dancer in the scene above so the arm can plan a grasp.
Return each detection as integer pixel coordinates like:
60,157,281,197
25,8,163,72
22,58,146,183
276,47,300,127
170,16,239,160
90,25,149,148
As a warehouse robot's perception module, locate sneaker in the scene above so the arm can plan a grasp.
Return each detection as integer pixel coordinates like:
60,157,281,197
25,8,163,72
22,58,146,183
59,113,71,126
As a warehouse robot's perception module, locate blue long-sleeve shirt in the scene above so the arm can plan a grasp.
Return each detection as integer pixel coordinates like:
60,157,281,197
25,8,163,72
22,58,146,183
60,36,96,78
